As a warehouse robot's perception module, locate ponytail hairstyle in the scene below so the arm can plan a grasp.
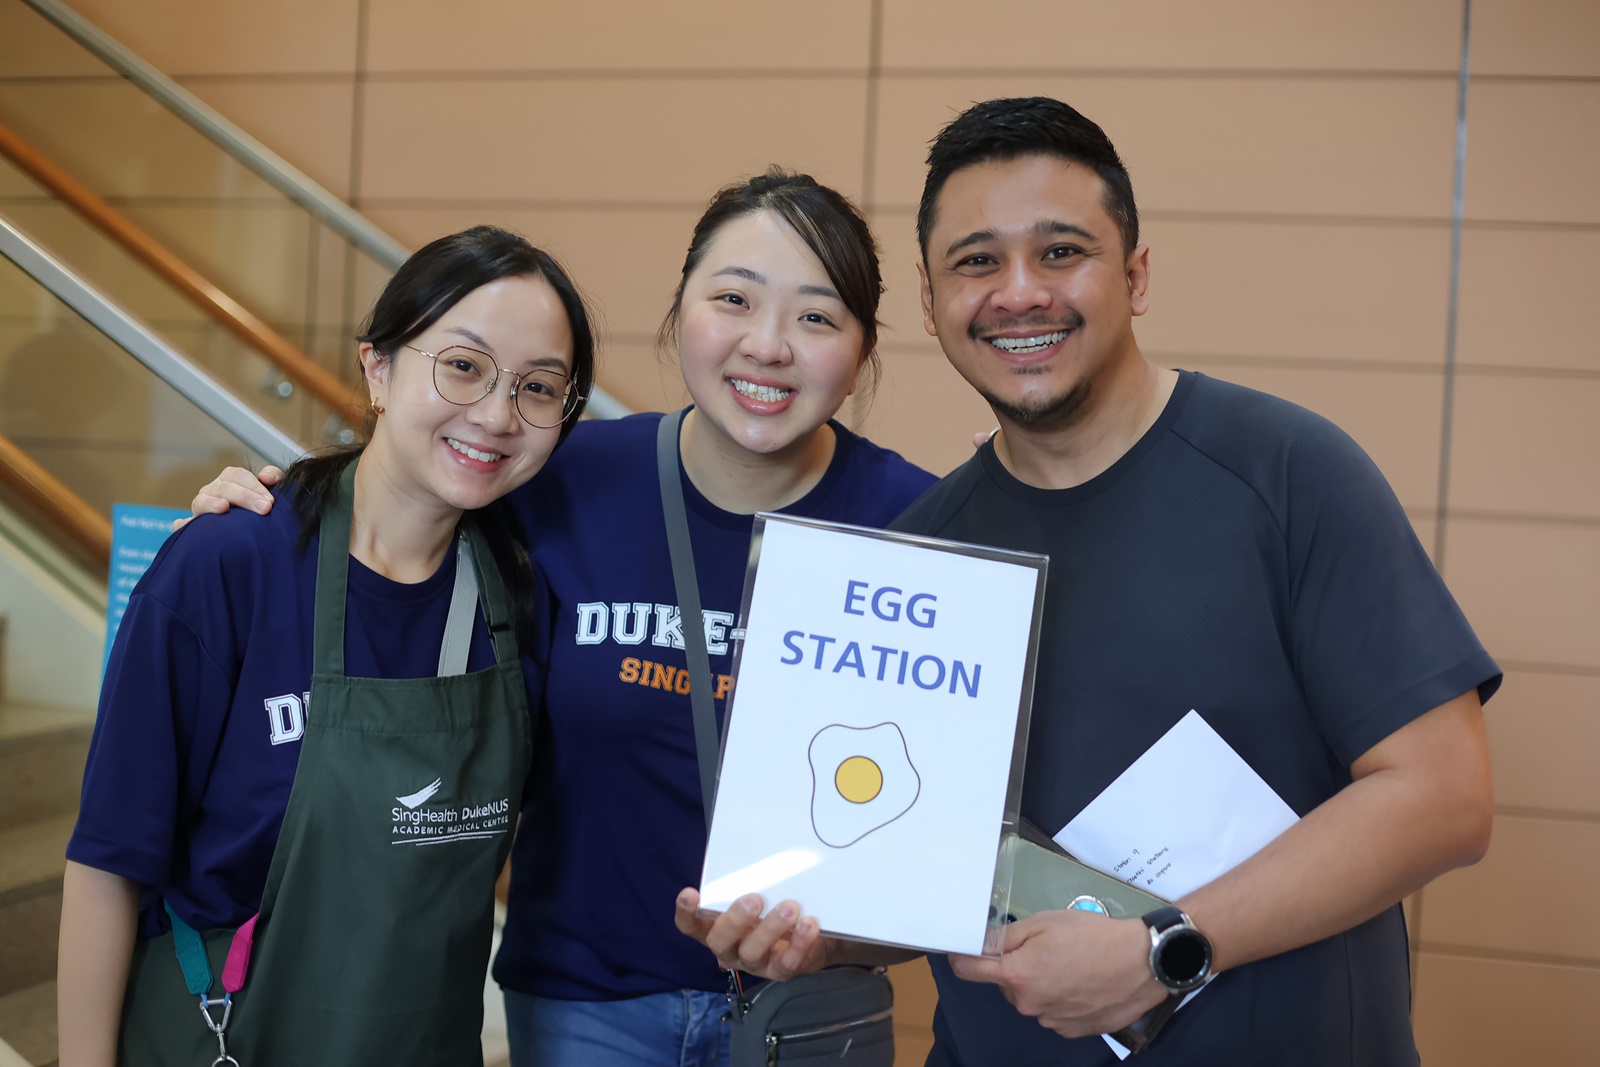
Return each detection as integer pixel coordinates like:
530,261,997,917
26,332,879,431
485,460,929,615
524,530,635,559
282,225,597,652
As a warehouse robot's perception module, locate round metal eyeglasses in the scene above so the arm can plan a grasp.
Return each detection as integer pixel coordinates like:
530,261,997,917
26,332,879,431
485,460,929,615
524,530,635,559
406,344,582,429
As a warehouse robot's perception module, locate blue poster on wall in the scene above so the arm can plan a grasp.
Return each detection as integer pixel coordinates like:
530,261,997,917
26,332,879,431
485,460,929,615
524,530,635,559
104,503,189,676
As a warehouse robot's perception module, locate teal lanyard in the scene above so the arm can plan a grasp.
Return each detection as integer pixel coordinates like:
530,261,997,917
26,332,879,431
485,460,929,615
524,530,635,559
165,902,250,1065
164,902,216,996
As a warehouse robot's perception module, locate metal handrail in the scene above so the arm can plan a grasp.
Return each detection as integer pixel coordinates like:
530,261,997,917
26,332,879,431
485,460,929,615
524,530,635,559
0,215,305,470
17,0,632,421
0,119,362,424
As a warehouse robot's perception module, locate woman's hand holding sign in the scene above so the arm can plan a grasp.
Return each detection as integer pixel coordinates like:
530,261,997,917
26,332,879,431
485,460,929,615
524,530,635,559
675,887,919,980
674,889,831,980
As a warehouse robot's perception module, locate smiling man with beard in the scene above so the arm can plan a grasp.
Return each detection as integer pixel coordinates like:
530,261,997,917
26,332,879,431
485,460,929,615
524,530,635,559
890,96,1500,1066
683,97,1501,1067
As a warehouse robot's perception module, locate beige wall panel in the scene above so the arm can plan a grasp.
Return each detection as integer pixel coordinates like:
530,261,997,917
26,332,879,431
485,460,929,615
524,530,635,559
359,205,701,342
1465,82,1600,225
873,215,1452,374
0,82,284,201
182,80,356,200
872,211,930,352
1474,0,1600,77
879,0,1463,72
1443,518,1599,668
69,0,360,77
1421,814,1600,960
358,78,867,206
1485,671,1600,816
1456,228,1600,373
0,0,109,77
1413,952,1600,1067
366,0,871,73
1177,362,1444,511
1449,376,1600,519
871,77,1456,219
856,347,1003,477
591,339,690,416
1138,218,1450,366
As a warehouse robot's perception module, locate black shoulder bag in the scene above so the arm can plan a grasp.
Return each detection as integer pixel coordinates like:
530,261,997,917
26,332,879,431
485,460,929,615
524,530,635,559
656,410,895,1066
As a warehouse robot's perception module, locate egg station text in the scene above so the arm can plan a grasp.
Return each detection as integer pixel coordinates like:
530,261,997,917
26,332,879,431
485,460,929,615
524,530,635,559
778,580,982,698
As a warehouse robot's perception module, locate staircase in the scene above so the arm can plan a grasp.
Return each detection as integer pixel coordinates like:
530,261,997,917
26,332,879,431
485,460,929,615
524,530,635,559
0,699,89,1067
0,502,104,1067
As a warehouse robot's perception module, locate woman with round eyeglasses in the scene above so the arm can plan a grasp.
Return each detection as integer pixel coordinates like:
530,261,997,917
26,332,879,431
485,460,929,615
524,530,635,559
187,171,937,1066
59,225,596,1067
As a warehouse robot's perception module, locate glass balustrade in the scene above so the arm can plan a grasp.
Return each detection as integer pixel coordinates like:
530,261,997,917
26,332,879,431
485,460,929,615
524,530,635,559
0,0,394,437
0,227,296,517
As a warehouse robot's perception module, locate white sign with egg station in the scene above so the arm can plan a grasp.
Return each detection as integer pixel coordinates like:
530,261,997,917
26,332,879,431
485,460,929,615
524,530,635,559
698,514,1047,956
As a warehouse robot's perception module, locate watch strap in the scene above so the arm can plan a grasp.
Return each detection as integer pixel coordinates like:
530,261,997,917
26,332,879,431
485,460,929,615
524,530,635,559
1107,992,1185,1056
1141,905,1187,933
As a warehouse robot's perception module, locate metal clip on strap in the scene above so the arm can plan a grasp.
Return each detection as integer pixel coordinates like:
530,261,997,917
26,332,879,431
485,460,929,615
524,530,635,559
165,903,246,1066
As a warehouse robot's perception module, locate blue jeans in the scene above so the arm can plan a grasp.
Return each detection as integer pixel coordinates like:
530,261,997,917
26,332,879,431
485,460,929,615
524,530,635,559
504,988,731,1067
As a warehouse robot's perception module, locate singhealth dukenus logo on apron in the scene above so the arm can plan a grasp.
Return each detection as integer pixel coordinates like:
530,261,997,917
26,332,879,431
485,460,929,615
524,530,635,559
391,776,512,845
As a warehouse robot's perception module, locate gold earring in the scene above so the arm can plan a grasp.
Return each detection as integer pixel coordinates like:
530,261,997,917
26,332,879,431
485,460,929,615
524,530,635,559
370,399,385,415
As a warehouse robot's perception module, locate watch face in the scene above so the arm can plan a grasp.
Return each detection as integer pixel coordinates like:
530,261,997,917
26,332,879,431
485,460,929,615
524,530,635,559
1156,928,1212,991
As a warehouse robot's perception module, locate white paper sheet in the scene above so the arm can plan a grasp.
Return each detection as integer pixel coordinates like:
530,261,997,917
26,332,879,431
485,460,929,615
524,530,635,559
699,517,1044,956
1053,709,1299,1058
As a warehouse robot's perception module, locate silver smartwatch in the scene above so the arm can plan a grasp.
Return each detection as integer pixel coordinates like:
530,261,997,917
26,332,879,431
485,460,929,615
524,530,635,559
1140,906,1213,994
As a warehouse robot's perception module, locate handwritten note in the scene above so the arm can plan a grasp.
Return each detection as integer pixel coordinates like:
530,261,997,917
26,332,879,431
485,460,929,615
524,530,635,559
1054,710,1300,1058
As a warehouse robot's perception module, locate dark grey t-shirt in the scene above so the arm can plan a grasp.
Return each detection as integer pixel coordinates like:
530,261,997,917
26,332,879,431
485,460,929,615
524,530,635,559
892,371,1499,1067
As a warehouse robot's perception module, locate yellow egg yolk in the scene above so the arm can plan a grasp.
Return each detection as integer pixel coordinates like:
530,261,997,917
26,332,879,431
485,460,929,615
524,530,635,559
835,756,883,804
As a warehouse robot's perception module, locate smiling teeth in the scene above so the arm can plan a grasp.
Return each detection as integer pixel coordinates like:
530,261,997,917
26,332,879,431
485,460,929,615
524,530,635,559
988,331,1068,354
731,379,793,402
447,438,504,462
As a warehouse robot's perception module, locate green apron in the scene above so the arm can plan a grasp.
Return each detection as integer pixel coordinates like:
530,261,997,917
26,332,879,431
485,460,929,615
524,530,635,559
119,463,531,1066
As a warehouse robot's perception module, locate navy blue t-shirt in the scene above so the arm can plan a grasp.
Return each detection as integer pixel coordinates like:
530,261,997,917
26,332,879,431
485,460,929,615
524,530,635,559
892,371,1500,1067
493,412,937,1000
68,489,541,939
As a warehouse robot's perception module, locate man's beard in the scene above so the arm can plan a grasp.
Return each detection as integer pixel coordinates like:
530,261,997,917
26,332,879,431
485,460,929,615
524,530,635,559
979,364,1099,433
968,312,1096,431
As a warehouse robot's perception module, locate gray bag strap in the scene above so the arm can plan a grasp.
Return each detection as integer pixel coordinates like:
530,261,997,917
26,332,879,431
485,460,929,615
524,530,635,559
657,410,721,831
436,537,479,677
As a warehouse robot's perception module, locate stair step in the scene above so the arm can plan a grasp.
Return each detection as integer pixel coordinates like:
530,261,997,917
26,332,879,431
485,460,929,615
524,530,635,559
0,815,73,901
0,703,93,742
0,815,72,998
0,705,92,827
0,980,56,1067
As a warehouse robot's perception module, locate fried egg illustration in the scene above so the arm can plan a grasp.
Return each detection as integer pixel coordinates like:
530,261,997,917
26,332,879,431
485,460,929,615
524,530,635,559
808,722,921,848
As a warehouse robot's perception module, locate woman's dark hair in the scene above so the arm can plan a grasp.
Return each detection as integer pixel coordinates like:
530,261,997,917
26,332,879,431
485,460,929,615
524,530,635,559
917,96,1139,261
657,168,883,396
281,225,596,651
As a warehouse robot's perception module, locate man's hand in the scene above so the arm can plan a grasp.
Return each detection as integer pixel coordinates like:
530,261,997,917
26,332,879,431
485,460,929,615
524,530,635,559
674,888,832,981
171,465,284,531
949,910,1166,1039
